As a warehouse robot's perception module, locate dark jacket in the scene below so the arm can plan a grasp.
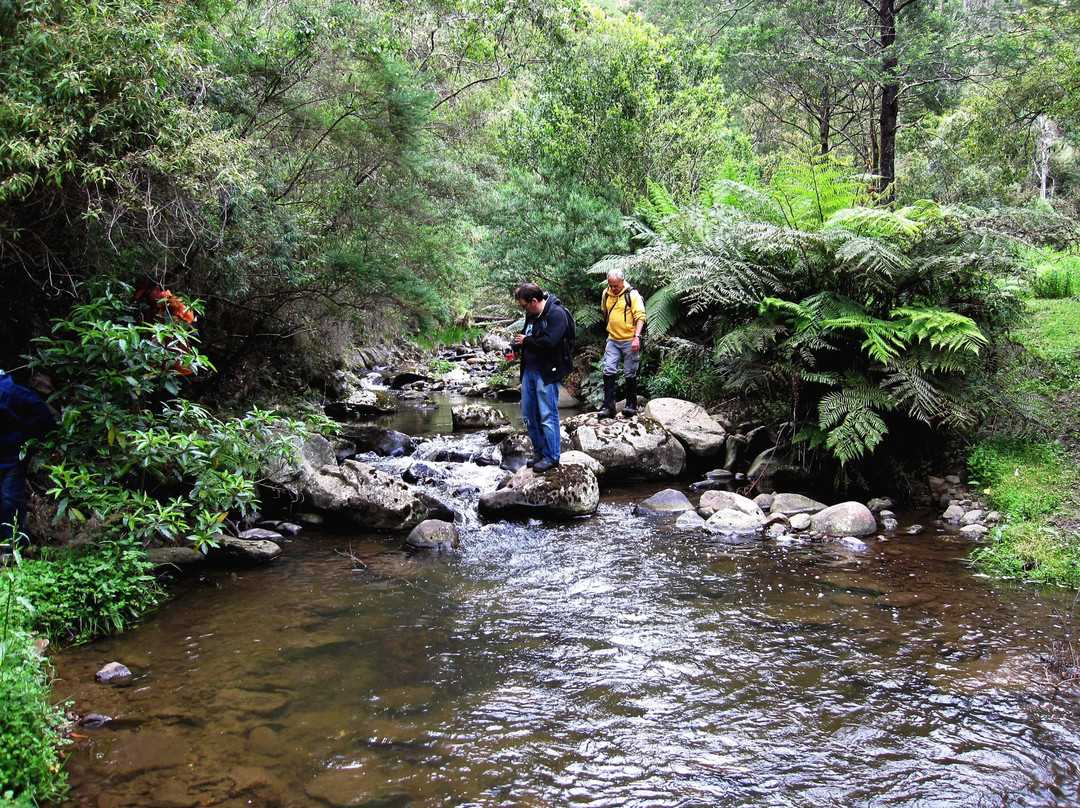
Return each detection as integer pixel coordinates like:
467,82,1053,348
0,373,56,468
520,293,575,385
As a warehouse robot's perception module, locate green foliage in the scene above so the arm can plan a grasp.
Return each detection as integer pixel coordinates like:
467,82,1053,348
29,284,301,550
645,342,723,404
8,540,163,644
597,151,1029,472
500,8,745,205
477,168,630,309
0,563,68,804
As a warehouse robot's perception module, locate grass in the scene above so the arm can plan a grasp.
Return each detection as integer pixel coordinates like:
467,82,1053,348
971,278,1080,586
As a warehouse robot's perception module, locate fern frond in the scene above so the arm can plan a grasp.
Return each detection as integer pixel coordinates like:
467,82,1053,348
824,206,924,240
892,306,987,356
645,285,684,337
817,376,892,464
881,361,977,430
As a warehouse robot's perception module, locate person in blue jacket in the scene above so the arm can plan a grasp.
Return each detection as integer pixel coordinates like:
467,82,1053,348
0,370,56,549
512,283,575,473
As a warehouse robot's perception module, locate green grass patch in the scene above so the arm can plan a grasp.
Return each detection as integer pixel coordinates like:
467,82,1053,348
972,522,1080,586
967,437,1071,519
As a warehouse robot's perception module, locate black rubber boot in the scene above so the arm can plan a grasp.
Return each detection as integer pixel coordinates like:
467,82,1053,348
597,375,617,418
622,376,638,417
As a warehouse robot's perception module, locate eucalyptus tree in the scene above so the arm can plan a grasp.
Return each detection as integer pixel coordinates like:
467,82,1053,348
641,0,982,201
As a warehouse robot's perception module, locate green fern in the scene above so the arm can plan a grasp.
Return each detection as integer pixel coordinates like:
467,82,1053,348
818,376,892,465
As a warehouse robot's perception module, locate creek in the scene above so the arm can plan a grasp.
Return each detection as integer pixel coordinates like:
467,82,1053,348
49,395,1080,807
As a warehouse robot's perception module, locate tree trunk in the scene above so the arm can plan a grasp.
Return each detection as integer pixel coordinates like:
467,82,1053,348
877,0,899,203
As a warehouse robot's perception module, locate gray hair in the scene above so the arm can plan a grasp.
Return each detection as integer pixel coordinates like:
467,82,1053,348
606,268,625,281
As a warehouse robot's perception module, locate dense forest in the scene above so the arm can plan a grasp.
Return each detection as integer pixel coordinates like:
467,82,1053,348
4,0,1080,801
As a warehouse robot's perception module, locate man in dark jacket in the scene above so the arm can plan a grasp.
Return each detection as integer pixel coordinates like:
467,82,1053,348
512,283,574,473
0,370,56,548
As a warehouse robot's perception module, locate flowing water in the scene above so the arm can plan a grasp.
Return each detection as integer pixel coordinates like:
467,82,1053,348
49,397,1080,808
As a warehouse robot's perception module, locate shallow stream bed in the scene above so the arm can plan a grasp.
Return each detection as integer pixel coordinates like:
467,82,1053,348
47,398,1080,808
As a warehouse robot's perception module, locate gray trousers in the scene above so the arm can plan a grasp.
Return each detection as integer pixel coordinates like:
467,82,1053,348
603,338,640,379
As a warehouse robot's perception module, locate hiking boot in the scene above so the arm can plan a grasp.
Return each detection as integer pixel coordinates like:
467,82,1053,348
532,458,557,473
526,454,543,468
622,376,638,417
597,374,617,419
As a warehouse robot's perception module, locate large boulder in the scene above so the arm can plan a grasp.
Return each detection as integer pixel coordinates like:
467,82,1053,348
810,501,877,537
642,398,728,457
341,426,416,457
302,459,445,530
264,432,338,499
564,413,686,480
478,463,600,519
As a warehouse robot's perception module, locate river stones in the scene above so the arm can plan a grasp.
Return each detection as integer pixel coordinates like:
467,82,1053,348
634,488,695,518
405,519,460,551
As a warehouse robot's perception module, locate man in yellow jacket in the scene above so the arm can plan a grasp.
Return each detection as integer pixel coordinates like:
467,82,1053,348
598,268,646,418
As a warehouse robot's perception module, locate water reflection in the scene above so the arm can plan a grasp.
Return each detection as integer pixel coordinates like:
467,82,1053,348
48,398,1080,808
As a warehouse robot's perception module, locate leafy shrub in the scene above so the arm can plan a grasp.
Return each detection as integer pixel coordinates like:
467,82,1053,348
29,283,303,550
1031,261,1079,299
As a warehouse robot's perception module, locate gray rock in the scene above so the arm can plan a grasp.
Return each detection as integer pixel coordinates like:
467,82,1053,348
697,490,765,520
305,460,440,530
959,509,985,526
238,528,284,541
324,389,398,419
941,504,966,523
565,413,686,480
642,398,728,456
674,510,709,531
341,425,416,457
958,524,990,538
147,546,204,570
634,489,695,518
770,492,827,516
789,513,813,531
206,536,282,564
451,404,510,430
836,536,869,552
406,519,460,551
478,462,600,519
866,497,894,513
95,661,132,685
810,501,877,537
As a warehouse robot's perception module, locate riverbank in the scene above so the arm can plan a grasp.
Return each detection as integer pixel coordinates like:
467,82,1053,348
970,296,1080,585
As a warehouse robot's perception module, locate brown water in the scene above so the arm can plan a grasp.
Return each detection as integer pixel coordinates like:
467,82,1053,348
48,399,1080,808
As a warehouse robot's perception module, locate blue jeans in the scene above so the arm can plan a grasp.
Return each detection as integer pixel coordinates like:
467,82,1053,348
0,461,27,547
520,370,561,463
